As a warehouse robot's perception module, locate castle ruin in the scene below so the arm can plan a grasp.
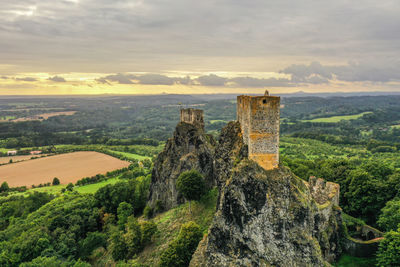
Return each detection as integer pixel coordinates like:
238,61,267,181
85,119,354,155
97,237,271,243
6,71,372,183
180,108,205,130
237,93,280,170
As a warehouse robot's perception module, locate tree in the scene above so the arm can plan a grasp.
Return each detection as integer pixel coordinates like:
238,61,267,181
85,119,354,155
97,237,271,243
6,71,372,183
376,230,400,267
79,232,107,259
0,182,9,193
378,198,400,232
52,177,60,186
159,221,203,267
117,202,133,229
176,170,206,212
66,183,74,192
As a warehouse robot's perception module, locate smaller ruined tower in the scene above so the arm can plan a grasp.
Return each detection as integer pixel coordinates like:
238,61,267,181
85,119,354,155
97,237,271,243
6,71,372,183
180,108,204,130
237,92,280,170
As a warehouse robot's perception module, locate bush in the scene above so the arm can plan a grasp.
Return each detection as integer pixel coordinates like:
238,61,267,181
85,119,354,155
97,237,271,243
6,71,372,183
143,205,153,219
376,230,400,266
0,182,9,193
140,221,157,245
52,177,60,186
79,232,107,259
378,198,400,231
117,202,133,229
177,170,206,212
159,221,203,267
66,183,74,191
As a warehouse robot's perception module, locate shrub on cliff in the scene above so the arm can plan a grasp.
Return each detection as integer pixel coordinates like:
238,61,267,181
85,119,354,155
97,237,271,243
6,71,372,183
159,221,203,267
176,170,206,212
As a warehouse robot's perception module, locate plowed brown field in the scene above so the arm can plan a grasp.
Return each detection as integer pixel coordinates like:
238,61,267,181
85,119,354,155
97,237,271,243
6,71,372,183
0,151,130,187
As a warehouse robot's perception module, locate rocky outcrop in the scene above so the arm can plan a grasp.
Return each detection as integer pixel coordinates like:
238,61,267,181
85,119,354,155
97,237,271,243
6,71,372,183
190,162,342,267
214,121,247,186
190,122,342,267
148,122,216,210
150,119,344,266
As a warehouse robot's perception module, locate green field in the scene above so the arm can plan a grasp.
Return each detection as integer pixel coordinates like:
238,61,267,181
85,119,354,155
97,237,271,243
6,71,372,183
391,124,400,129
107,150,151,160
3,177,121,198
210,119,227,124
303,112,372,123
0,116,16,120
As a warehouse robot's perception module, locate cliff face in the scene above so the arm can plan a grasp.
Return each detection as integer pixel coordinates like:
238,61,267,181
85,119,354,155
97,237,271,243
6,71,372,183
150,120,342,266
148,122,216,210
190,123,342,267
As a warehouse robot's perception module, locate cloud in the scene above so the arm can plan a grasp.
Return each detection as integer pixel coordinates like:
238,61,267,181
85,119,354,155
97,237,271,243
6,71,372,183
1,0,398,78
48,75,66,82
102,73,135,84
229,76,294,87
135,74,175,85
15,77,37,82
281,61,400,83
196,74,227,86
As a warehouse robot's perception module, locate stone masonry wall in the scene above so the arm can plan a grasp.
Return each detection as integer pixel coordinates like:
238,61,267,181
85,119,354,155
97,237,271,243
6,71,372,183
237,95,280,170
180,108,204,130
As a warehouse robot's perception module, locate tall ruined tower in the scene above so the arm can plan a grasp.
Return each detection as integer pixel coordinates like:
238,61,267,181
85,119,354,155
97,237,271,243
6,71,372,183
237,93,280,170
180,108,205,130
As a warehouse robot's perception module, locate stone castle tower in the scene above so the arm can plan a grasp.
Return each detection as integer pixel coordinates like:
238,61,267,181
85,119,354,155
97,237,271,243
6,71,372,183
237,93,280,170
180,108,205,130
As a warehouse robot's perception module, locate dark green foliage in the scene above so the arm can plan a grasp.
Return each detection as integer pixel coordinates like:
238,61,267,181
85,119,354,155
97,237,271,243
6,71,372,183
154,200,164,213
0,192,53,230
109,228,128,261
159,221,203,267
124,217,143,258
109,217,157,261
0,181,9,193
95,176,150,215
143,205,153,219
19,256,69,267
177,170,206,202
95,181,136,214
66,182,74,191
117,202,133,229
0,194,100,266
378,198,400,232
376,230,400,267
140,221,157,245
52,177,60,186
79,232,107,259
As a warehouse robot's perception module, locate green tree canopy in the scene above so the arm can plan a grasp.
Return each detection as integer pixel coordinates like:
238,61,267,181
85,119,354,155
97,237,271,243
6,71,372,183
377,230,400,267
52,177,60,186
177,170,206,202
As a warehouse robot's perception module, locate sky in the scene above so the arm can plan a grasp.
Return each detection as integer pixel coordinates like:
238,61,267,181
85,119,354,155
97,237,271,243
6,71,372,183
0,0,399,95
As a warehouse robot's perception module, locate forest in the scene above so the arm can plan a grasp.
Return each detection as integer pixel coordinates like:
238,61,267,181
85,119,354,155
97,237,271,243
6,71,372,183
0,94,399,266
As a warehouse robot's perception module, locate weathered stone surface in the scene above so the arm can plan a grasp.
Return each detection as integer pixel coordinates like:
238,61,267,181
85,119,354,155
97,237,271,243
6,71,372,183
191,162,342,267
214,121,247,186
237,95,280,170
148,122,216,210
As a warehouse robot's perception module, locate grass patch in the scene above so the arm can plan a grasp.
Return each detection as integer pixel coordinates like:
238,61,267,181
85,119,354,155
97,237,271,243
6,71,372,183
75,177,120,194
334,254,376,267
303,112,372,123
135,187,219,266
391,124,400,129
0,116,16,120
107,150,151,160
210,119,227,124
3,177,121,199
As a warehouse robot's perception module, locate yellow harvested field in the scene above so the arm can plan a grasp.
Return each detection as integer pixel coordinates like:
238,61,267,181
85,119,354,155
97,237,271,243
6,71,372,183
0,151,130,187
0,155,46,164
